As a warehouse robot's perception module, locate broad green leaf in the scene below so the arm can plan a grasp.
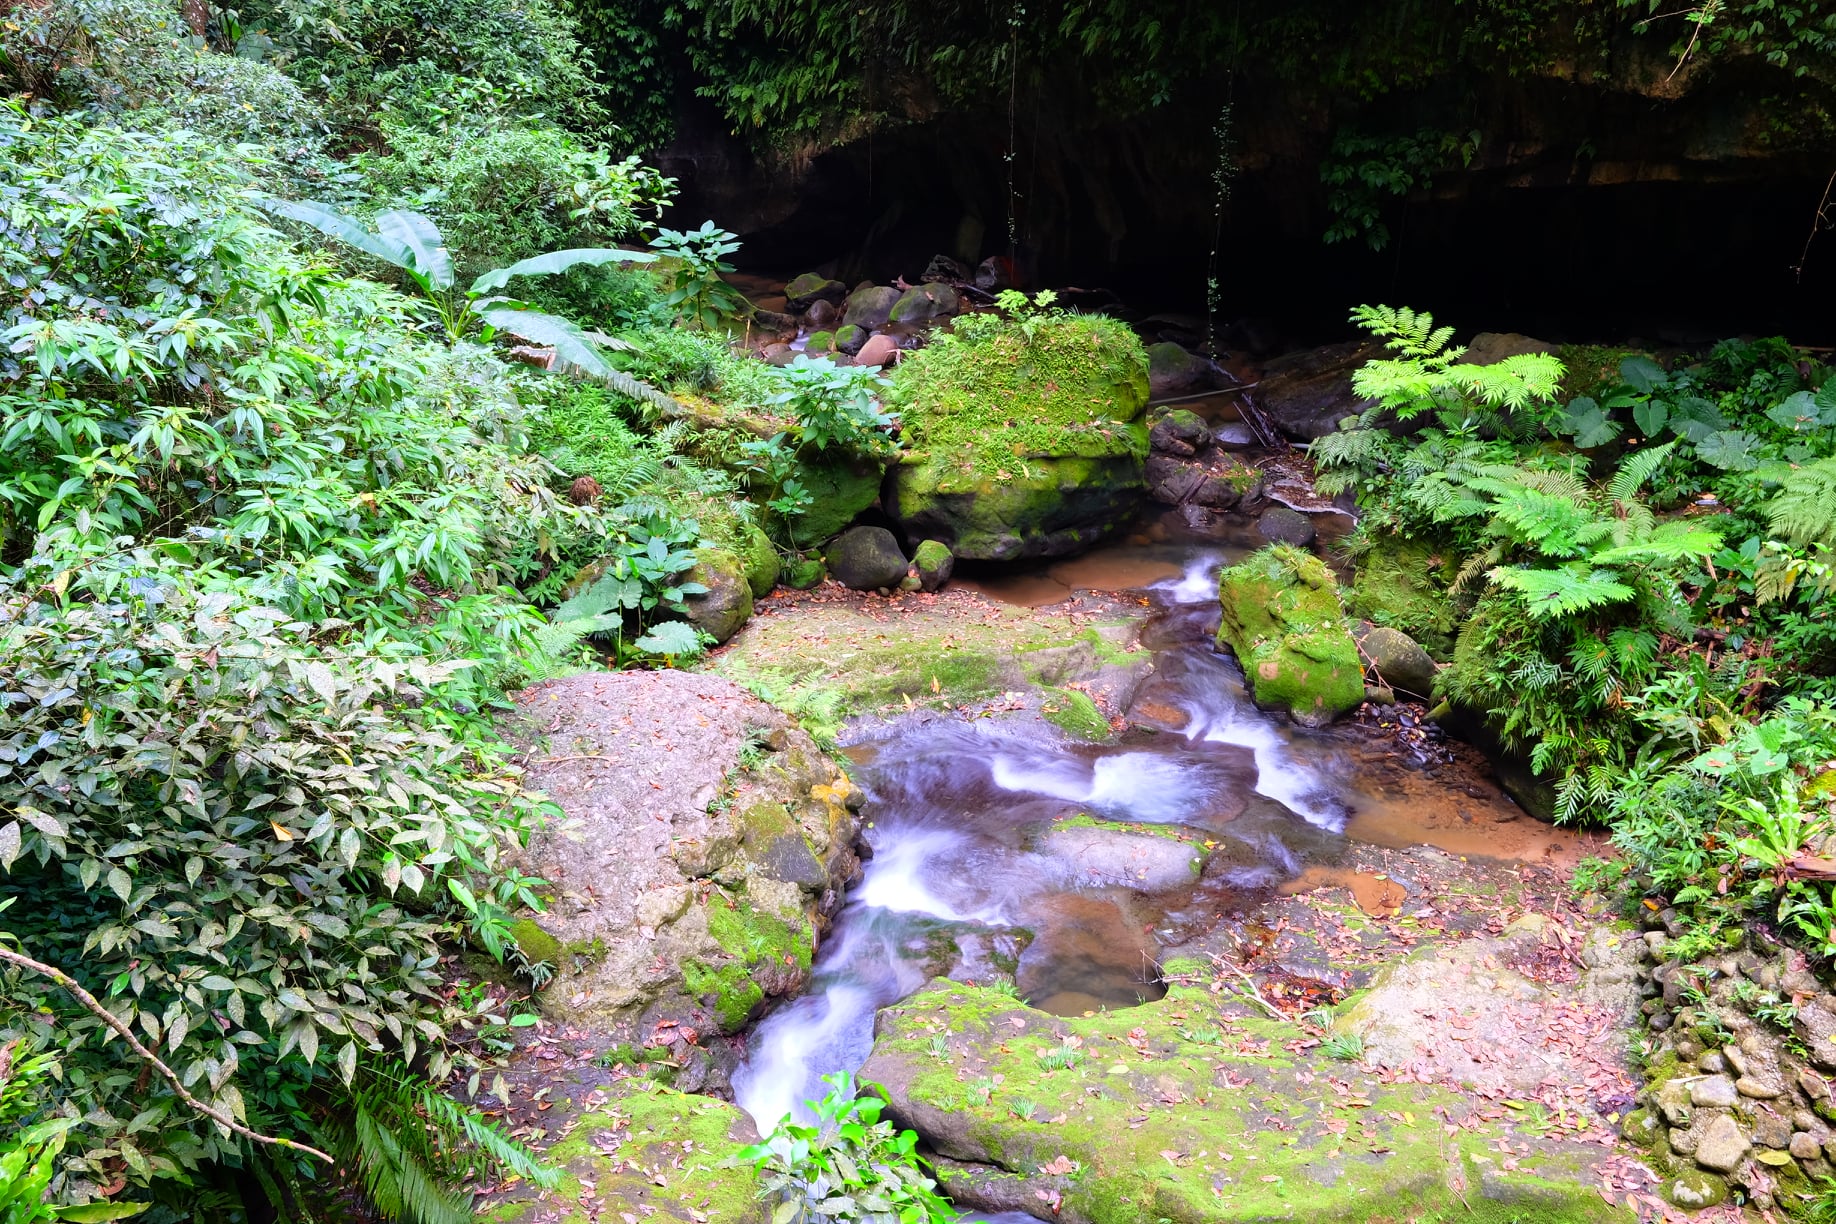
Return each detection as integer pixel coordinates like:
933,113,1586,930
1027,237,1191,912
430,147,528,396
633,620,704,657
1667,395,1727,442
468,248,656,295
1766,390,1823,433
304,661,338,706
52,1202,152,1220
261,199,413,270
1695,429,1763,472
1618,355,1667,393
0,820,19,870
476,308,610,376
1631,398,1667,438
375,210,454,290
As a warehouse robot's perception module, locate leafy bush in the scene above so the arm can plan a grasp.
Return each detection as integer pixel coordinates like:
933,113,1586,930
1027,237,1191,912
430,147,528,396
768,356,895,453
736,1072,958,1224
649,221,751,331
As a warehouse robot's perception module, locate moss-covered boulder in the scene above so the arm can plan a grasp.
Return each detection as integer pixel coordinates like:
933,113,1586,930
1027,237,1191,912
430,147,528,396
784,554,826,589
888,282,960,324
913,539,954,591
826,525,909,591
784,272,846,311
506,671,863,1078
737,524,780,599
1346,533,1457,658
683,547,754,645
1216,545,1362,727
883,311,1150,560
1356,624,1437,701
805,329,836,354
789,450,885,543
842,284,902,330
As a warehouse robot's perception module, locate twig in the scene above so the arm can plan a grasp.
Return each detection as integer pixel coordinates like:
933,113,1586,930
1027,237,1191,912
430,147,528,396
1145,381,1261,409
1794,169,1836,284
1210,955,1287,1021
0,944,334,1163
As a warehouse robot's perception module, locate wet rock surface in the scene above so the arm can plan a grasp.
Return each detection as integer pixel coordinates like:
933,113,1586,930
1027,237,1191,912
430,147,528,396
505,671,862,1084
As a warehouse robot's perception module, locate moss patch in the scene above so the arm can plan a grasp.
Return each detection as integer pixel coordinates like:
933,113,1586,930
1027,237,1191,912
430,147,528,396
683,900,814,1032
483,1080,764,1224
1344,532,1458,658
1040,687,1110,740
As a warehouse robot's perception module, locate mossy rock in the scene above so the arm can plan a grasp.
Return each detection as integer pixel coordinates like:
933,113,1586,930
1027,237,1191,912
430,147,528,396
737,524,780,598
883,311,1150,560
886,452,1146,562
682,900,814,1032
509,918,562,968
1041,686,1110,740
1346,533,1457,658
482,1080,765,1224
789,450,886,543
833,324,867,355
1217,545,1362,727
913,538,954,591
784,554,826,589
682,547,753,644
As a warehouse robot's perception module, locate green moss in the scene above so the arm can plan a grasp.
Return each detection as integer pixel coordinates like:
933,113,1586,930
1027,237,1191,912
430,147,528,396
737,524,781,598
683,899,814,1032
783,554,826,589
1345,532,1457,658
806,329,836,353
1217,545,1363,726
869,981,1629,1224
1040,686,1110,740
484,1080,764,1224
509,918,562,968
886,312,1150,486
787,450,885,543
1555,344,1647,402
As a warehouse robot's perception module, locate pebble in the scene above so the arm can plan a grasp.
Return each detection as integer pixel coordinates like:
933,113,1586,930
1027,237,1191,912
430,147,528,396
1754,1112,1793,1149
1690,1075,1740,1109
1738,1075,1785,1100
1795,1109,1823,1134
1793,1132,1824,1160
1694,1115,1753,1173
1697,1051,1727,1074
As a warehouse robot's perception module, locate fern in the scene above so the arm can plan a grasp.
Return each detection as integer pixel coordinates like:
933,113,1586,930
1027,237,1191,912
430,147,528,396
1349,305,1459,361
1767,456,1836,549
519,581,626,682
1607,440,1680,506
1490,565,1637,617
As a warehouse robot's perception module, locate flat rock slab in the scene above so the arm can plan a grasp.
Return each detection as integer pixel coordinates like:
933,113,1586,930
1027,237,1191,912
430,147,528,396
861,977,1633,1224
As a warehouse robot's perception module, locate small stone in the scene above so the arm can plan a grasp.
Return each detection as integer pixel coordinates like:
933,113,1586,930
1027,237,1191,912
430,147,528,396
898,572,922,592
1669,1120,1701,1155
1723,1044,1750,1077
1792,1132,1823,1160
1802,1068,1832,1100
1621,1108,1663,1149
1663,1170,1728,1209
1656,1078,1694,1126
1738,1075,1786,1100
912,540,954,592
1697,1051,1728,1074
1754,1111,1793,1149
826,526,909,591
1694,1114,1752,1173
1825,1135,1836,1164
1756,963,1782,989
1690,1075,1740,1108
1649,1010,1674,1032
1795,1109,1823,1134
1643,930,1670,958
852,334,900,369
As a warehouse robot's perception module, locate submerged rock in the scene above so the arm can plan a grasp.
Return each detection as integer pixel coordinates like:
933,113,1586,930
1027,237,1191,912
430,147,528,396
683,547,753,644
827,525,909,590
506,672,862,1064
1216,546,1363,726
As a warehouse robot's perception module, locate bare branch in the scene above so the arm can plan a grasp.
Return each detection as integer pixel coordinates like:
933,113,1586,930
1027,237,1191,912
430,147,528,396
0,943,334,1163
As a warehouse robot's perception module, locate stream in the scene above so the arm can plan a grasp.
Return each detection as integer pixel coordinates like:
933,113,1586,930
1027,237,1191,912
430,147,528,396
732,546,1382,1131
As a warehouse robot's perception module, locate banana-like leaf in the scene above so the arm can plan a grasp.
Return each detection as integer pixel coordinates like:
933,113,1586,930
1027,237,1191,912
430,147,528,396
53,1203,152,1221
376,210,454,291
477,307,613,376
261,199,413,270
480,308,680,413
469,248,657,295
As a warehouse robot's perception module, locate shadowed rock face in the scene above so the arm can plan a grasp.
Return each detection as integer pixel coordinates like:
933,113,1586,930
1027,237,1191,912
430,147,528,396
504,670,863,1089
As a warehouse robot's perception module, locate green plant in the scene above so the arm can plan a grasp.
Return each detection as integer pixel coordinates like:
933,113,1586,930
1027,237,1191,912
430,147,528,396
649,221,750,330
1009,1098,1039,1120
768,357,896,454
1320,1032,1366,1062
735,1072,959,1224
1035,1042,1083,1071
261,201,675,408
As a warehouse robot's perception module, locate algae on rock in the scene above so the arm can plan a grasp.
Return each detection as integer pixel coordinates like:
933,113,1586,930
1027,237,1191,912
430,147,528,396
1216,545,1363,726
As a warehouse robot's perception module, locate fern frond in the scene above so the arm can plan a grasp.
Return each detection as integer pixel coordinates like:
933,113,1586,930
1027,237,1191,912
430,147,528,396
351,1100,475,1224
1451,541,1505,594
1606,440,1680,506
1766,456,1836,549
1485,488,1598,558
414,1085,563,1191
1491,565,1637,618
1590,522,1722,567
1349,304,1460,360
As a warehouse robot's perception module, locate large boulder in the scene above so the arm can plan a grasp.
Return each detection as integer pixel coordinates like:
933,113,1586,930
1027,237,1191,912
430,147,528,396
1145,341,1217,399
1216,545,1363,726
826,525,909,590
683,547,753,644
841,284,903,330
883,312,1151,561
1463,331,1557,366
1255,339,1385,440
507,672,862,1061
789,451,885,543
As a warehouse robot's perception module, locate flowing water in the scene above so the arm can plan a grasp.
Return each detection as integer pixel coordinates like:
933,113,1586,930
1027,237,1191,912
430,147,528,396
729,542,1596,1134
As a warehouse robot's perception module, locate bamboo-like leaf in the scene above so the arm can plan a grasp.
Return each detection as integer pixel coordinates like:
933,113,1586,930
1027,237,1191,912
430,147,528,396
468,248,656,295
477,308,611,376
260,199,413,270
376,211,454,291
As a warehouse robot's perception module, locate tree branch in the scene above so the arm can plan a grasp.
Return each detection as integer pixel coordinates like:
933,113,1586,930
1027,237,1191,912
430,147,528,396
0,943,333,1163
